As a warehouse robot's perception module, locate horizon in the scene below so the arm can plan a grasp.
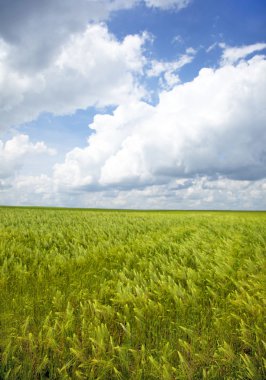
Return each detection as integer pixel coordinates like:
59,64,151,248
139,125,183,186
1,205,265,213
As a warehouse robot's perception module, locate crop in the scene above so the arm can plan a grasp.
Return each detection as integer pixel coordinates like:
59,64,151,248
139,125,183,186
0,207,265,379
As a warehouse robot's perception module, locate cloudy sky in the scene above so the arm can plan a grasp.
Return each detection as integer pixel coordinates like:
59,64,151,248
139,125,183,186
0,0,266,209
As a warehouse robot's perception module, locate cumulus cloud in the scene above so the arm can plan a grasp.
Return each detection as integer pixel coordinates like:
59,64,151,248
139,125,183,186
0,0,189,75
220,42,266,65
102,177,266,210
0,24,147,131
0,174,55,206
0,0,193,133
0,0,138,72
5,49,261,209
0,134,56,179
1,175,266,210
53,55,266,193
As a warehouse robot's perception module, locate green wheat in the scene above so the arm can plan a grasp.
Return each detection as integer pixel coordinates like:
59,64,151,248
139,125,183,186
0,207,265,379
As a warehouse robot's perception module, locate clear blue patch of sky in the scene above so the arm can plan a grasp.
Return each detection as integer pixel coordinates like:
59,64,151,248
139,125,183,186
18,109,92,154
16,106,116,155
109,0,266,47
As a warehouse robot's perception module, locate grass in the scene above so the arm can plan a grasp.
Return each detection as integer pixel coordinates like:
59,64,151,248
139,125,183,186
0,207,265,379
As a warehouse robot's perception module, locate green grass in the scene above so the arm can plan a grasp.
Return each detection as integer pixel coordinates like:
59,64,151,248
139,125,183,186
0,207,265,379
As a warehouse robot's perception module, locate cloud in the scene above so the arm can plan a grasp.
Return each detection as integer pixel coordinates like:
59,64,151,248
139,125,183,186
52,54,266,193
13,174,54,196
219,42,266,65
2,175,265,210
144,0,192,10
0,174,55,206
147,49,196,88
0,0,190,74
0,24,147,131
100,177,266,210
0,0,137,72
0,134,56,179
0,0,193,133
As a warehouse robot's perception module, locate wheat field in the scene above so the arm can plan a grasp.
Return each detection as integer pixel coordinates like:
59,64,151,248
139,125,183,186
0,207,265,379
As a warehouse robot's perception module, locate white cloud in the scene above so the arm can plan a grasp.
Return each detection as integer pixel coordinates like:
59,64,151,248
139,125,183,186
220,42,266,65
52,55,266,195
1,175,265,210
147,54,195,76
4,51,263,209
0,0,139,72
53,101,154,190
0,24,147,131
14,174,54,195
0,174,55,206
102,177,266,210
0,0,191,75
147,50,196,88
0,0,193,133
144,0,192,10
0,134,56,179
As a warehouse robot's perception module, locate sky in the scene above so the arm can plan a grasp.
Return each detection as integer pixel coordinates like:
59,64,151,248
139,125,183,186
0,0,266,210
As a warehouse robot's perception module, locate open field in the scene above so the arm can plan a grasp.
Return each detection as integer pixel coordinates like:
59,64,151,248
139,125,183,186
0,207,265,379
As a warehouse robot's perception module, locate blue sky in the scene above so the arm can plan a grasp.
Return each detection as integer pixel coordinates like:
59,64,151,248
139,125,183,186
0,0,266,209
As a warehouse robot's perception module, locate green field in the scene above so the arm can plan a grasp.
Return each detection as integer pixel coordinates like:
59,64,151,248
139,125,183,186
0,207,265,379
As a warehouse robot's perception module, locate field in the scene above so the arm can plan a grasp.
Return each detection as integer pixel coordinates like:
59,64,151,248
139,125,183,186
0,207,265,379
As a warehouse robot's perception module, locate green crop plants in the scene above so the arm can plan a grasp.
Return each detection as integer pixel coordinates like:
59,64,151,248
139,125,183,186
0,207,265,379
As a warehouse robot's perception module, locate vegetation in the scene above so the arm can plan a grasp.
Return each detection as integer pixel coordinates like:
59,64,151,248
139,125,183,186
0,207,265,379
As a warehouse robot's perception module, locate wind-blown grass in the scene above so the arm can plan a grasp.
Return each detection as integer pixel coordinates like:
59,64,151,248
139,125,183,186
0,207,265,379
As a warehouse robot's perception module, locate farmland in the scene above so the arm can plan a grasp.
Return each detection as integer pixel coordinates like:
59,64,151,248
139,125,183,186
0,207,265,379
